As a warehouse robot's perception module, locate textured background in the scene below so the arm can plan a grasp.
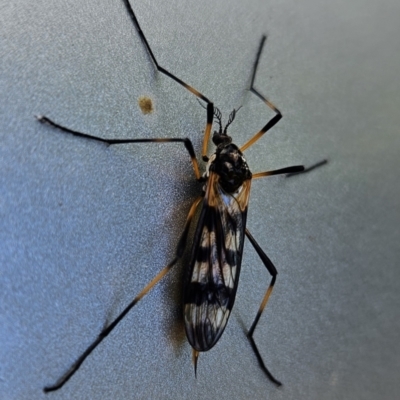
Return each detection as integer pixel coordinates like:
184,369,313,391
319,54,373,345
1,0,399,399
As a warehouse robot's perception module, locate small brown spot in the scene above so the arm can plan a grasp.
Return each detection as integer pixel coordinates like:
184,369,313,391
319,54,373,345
138,96,154,114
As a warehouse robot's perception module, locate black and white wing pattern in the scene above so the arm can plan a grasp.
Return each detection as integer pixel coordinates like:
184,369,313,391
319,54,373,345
183,171,252,351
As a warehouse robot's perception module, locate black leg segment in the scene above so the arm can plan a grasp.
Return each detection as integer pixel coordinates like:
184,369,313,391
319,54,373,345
252,165,305,180
43,195,203,392
286,159,328,177
241,36,282,152
121,0,214,160
244,228,282,386
36,115,202,180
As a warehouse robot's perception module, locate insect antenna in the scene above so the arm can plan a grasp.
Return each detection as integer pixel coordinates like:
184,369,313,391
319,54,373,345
213,107,223,133
223,106,242,134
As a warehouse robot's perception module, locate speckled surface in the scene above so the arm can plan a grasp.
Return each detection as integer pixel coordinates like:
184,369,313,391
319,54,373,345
1,0,400,399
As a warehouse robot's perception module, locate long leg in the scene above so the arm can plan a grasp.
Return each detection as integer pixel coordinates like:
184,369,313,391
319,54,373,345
36,115,202,180
252,165,304,179
245,228,282,386
240,36,282,152
285,159,328,177
121,0,214,160
252,160,328,180
43,195,203,392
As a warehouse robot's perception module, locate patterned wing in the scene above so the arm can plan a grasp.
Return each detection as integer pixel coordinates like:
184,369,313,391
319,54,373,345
183,172,251,351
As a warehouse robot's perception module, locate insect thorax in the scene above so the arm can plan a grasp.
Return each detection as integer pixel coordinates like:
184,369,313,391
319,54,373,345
207,143,252,193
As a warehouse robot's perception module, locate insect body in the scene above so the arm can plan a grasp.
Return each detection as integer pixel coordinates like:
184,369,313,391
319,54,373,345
184,138,252,353
183,116,252,342
39,0,326,393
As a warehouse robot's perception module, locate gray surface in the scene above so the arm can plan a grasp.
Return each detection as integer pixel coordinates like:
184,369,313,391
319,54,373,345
1,0,399,399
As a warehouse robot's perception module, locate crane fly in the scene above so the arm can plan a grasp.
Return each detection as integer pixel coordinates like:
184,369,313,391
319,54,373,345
38,0,327,393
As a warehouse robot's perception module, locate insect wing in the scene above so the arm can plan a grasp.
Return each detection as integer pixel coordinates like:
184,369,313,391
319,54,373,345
183,172,251,351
